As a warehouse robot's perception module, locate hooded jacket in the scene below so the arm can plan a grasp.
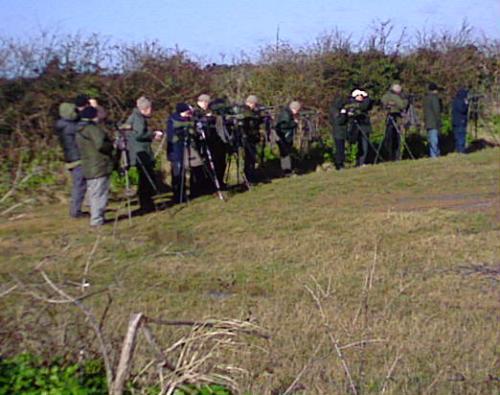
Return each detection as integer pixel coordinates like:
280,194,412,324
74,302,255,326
76,119,114,179
55,103,80,165
452,88,469,127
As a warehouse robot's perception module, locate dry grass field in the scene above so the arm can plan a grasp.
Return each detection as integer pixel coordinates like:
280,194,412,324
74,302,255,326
1,148,499,394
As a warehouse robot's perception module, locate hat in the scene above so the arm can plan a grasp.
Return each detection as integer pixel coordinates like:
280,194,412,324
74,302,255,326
176,103,191,113
351,89,368,98
197,94,211,102
74,94,90,108
58,102,77,121
428,82,439,91
79,106,98,120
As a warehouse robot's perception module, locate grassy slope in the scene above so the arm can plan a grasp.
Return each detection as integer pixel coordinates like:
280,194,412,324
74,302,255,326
1,149,499,394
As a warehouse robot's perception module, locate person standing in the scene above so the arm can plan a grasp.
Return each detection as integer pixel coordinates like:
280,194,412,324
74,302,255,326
166,103,205,203
238,95,263,183
452,88,469,153
346,89,373,167
276,101,301,175
423,83,442,158
75,107,114,227
381,83,408,161
193,94,227,189
55,102,87,218
329,95,349,170
125,96,163,213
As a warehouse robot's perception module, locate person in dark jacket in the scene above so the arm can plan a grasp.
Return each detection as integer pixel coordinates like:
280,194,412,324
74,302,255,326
381,83,408,161
55,102,87,218
75,107,114,227
423,83,442,158
329,95,349,170
276,101,301,175
124,96,163,213
346,89,373,167
193,94,227,190
237,95,263,183
452,88,469,153
166,103,204,203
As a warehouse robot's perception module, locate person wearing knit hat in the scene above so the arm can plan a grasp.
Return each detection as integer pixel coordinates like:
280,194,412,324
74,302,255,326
381,82,409,161
124,96,163,213
166,101,205,203
55,102,87,218
75,104,114,226
275,100,302,175
423,82,442,158
74,94,90,114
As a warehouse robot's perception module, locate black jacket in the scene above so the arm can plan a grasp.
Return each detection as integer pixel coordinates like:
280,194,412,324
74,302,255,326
55,104,80,164
452,88,469,127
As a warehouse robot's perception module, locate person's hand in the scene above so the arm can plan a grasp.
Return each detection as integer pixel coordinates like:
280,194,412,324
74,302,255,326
153,130,163,141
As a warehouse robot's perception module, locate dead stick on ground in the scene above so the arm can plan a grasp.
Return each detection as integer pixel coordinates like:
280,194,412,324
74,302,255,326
283,338,325,395
39,270,114,390
305,283,358,395
381,350,403,393
81,235,101,293
111,313,144,395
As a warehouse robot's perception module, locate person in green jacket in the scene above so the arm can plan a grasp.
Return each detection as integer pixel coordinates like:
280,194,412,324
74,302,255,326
276,100,301,175
381,83,408,161
238,95,263,183
75,106,114,227
124,96,163,213
423,83,442,158
329,95,349,170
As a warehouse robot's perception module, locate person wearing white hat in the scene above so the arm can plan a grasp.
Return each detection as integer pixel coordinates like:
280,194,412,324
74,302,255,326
346,89,373,167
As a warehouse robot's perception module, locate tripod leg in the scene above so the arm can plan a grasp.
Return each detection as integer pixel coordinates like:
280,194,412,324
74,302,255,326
390,116,415,160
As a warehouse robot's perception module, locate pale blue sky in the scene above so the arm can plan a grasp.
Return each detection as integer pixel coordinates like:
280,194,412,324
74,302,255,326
1,0,498,61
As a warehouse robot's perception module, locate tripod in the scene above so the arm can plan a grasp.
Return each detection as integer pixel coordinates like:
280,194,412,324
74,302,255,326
350,119,381,166
224,125,252,190
195,122,225,201
387,114,415,160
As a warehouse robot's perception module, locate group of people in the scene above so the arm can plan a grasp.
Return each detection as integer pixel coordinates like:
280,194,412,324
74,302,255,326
329,82,471,170
55,93,302,226
54,84,472,227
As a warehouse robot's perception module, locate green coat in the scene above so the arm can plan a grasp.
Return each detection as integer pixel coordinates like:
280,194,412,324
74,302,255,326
275,107,297,144
329,97,348,140
76,122,114,179
125,108,155,166
381,91,408,114
239,105,262,144
423,92,442,130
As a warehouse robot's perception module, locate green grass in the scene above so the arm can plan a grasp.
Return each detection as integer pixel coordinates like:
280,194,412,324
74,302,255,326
1,148,499,394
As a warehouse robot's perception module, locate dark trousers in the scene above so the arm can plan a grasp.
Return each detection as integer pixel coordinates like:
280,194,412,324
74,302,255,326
357,132,369,166
334,138,346,170
69,165,87,217
453,126,467,153
244,142,258,182
136,153,156,212
207,139,227,189
384,117,401,161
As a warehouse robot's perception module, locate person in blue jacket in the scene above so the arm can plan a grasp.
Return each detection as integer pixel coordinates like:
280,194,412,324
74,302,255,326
452,88,469,153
